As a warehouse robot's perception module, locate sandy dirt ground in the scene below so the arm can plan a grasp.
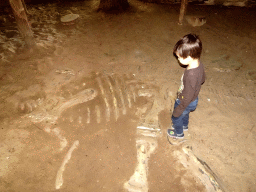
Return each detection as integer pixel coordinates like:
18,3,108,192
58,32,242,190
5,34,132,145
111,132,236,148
0,0,256,191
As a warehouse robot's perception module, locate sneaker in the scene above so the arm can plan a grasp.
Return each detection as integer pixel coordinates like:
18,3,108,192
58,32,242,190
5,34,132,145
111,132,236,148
170,126,188,131
167,129,184,139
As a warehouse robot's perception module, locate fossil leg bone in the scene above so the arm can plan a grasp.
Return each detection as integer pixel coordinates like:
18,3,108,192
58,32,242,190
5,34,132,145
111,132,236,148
55,140,79,190
43,126,68,152
124,137,157,192
52,127,68,152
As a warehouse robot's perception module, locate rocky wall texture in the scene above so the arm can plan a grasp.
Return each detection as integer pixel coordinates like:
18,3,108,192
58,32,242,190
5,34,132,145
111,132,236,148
140,0,255,7
0,0,255,7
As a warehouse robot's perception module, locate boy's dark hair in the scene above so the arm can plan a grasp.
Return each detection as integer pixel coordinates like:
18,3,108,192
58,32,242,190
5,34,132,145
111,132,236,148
173,34,202,59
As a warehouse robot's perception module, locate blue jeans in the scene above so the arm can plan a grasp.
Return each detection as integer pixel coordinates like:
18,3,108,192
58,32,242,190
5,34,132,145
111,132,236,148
171,97,198,134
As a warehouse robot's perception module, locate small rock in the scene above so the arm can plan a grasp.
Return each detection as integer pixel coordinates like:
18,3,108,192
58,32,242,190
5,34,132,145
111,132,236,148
60,14,79,25
186,16,206,27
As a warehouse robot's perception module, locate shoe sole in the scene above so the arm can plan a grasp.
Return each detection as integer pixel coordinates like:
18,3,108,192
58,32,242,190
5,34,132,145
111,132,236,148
168,135,184,139
167,136,186,145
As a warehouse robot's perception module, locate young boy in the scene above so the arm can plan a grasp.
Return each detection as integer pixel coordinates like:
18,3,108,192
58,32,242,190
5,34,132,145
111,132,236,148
167,34,205,139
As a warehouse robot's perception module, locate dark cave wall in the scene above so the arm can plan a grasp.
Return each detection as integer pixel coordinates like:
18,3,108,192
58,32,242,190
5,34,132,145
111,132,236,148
0,0,253,8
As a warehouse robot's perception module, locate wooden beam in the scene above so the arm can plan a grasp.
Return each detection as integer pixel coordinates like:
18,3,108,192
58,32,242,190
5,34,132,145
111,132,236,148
9,0,35,48
178,0,188,25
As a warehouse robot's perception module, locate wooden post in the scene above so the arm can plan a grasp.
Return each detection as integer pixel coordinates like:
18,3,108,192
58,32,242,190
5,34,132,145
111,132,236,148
178,0,188,25
9,0,35,48
21,0,29,15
